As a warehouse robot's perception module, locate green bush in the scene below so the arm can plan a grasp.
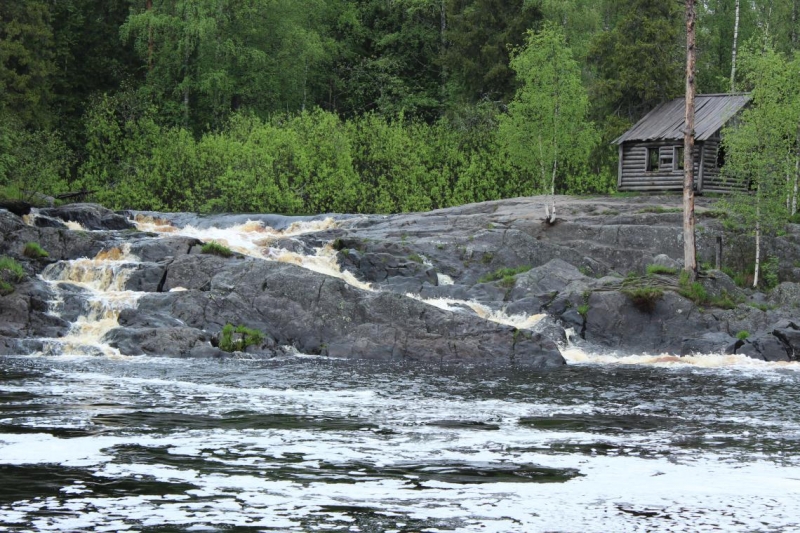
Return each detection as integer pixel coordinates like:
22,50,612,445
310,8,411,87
23,242,49,259
646,264,677,276
479,265,532,284
219,324,265,352
762,256,780,289
201,242,233,258
736,330,750,340
577,303,589,317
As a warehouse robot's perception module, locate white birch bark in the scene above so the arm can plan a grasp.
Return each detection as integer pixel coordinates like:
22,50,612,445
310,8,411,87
731,0,740,92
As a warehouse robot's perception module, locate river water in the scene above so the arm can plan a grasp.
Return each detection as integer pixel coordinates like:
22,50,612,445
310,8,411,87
2,215,800,532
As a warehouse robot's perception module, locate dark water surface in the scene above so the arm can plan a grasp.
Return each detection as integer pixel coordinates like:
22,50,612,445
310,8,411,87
1,355,800,532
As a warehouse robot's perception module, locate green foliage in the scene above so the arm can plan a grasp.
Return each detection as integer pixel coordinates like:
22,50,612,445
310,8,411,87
0,256,25,295
646,264,678,276
678,271,709,304
675,271,737,309
22,242,49,259
0,112,72,202
736,330,750,341
479,265,532,284
577,303,589,317
499,24,597,196
0,1,56,128
721,44,800,286
219,323,264,352
408,253,423,264
445,0,543,104
762,256,780,289
5,0,798,217
621,286,663,312
201,241,233,258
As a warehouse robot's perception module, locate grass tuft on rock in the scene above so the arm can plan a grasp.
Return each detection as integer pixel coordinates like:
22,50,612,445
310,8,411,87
621,286,663,312
201,241,233,258
23,242,49,259
737,330,750,340
479,265,532,284
0,256,26,295
646,264,677,276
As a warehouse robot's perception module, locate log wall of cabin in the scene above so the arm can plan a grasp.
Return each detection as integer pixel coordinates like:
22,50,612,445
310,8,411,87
697,136,747,192
618,141,701,192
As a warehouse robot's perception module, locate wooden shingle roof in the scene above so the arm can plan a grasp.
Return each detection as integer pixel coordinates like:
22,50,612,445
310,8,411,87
612,93,750,144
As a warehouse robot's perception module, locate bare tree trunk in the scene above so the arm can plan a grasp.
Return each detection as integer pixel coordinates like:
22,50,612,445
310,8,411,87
684,0,698,277
731,0,740,91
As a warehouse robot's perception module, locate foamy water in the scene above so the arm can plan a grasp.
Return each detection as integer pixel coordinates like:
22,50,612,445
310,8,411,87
406,293,545,330
1,356,800,532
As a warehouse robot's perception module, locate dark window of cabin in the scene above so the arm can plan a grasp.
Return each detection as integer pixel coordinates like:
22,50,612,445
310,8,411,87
716,146,726,168
646,147,659,171
674,147,684,170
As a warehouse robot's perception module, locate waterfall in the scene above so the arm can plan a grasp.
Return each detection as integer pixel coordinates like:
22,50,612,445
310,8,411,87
37,245,144,357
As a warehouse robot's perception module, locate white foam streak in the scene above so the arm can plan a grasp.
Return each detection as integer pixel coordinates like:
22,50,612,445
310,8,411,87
270,245,374,291
406,293,545,329
561,345,800,370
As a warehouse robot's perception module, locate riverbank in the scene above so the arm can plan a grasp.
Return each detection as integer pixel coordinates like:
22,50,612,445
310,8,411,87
1,195,799,364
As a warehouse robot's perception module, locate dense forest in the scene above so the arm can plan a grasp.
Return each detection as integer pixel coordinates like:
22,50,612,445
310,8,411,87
1,0,799,214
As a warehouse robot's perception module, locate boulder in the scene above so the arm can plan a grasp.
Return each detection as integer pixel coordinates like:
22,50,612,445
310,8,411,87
39,203,134,231
681,332,739,356
651,254,680,271
103,326,211,357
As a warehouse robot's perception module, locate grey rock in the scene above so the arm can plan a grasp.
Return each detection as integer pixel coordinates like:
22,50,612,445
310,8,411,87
103,326,210,357
681,332,739,356
511,259,589,300
121,256,565,367
39,204,133,231
651,254,680,270
33,214,68,229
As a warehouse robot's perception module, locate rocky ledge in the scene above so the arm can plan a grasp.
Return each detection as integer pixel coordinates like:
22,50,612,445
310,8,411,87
1,196,800,365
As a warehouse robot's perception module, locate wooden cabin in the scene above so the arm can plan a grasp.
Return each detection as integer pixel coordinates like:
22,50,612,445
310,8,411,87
613,93,749,193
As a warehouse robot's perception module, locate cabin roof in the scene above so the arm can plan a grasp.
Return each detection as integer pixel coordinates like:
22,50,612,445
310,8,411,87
612,93,750,144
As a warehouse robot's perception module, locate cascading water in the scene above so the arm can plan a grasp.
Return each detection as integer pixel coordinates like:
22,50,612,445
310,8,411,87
37,244,144,357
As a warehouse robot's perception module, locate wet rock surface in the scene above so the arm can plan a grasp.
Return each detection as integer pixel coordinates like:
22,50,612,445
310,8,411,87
2,197,800,362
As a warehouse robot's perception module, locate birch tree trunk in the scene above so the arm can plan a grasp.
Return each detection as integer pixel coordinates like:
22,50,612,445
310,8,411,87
754,205,761,288
794,149,799,216
684,0,697,277
731,0,740,91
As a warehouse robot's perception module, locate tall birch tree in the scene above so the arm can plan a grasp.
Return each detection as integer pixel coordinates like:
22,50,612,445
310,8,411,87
722,44,799,287
498,24,596,222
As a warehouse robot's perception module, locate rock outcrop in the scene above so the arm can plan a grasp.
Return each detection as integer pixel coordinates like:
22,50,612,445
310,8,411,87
2,196,800,364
